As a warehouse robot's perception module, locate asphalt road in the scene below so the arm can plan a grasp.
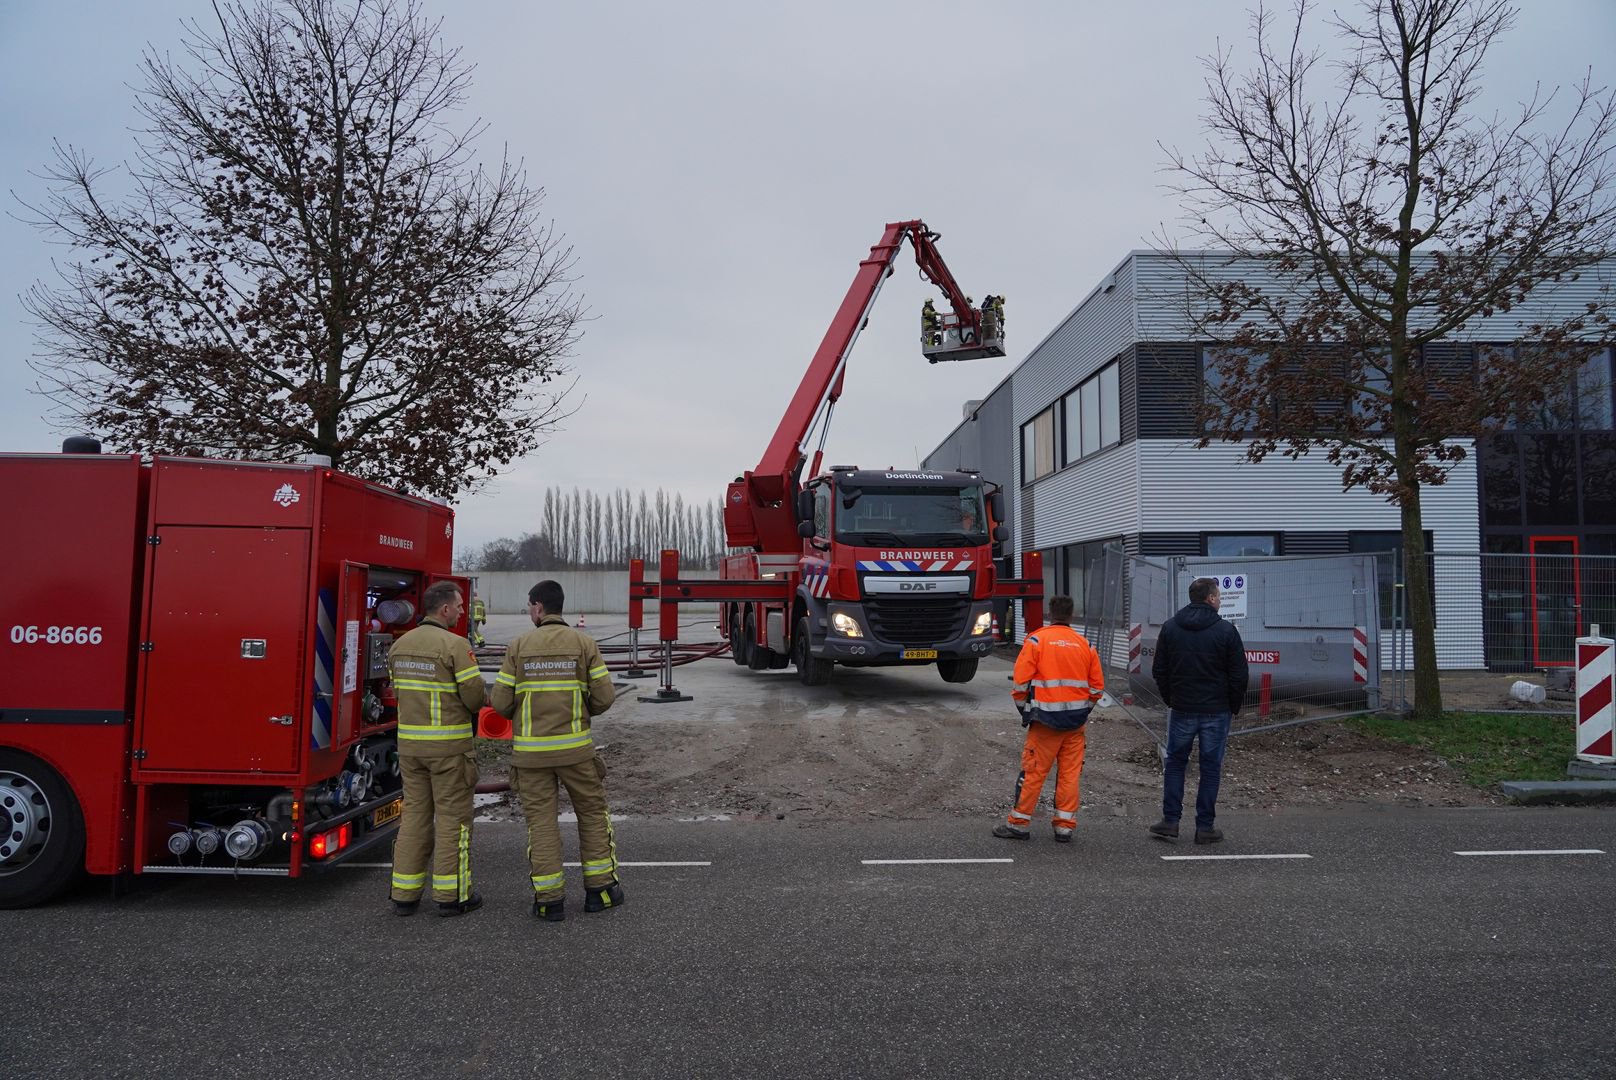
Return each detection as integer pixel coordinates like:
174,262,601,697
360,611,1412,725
5,806,1615,1079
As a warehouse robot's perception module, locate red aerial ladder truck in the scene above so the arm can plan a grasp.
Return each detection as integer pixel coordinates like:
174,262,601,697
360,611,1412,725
717,219,1040,685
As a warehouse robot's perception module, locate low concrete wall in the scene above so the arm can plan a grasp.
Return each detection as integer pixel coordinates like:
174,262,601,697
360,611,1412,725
466,570,720,614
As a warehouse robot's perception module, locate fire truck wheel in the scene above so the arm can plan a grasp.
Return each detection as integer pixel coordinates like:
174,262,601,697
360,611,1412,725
794,618,833,686
728,609,748,666
938,658,979,684
0,750,86,910
744,613,772,671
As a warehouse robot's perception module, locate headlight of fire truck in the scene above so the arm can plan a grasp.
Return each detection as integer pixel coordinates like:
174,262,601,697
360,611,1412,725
972,611,994,636
830,612,864,638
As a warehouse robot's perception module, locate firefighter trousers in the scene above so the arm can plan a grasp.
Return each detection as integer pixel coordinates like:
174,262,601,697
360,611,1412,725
513,756,619,901
1007,723,1086,835
391,751,478,904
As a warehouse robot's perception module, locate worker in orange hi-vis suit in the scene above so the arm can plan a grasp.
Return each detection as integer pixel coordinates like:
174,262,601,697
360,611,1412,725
995,595,1105,843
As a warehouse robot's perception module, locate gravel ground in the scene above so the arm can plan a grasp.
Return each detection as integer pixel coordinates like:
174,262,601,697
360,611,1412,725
470,612,1497,823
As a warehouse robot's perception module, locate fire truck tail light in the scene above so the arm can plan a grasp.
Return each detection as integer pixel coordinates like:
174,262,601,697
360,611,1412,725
310,823,353,859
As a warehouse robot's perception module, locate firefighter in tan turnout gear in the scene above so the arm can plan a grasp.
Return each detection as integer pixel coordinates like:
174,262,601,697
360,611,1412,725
491,579,622,921
388,581,486,916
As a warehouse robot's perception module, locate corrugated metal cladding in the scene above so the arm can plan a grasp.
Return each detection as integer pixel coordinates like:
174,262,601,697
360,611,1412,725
1282,532,1349,555
1136,531,1348,556
1014,256,1137,424
923,381,1016,494
1135,441,1481,549
1139,532,1200,556
1027,442,1140,549
1132,251,1616,341
1134,342,1200,439
922,415,978,476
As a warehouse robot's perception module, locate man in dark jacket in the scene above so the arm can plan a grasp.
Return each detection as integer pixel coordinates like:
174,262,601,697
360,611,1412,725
1149,577,1249,844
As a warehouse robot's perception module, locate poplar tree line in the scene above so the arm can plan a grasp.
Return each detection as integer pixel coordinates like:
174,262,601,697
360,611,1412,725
458,487,730,570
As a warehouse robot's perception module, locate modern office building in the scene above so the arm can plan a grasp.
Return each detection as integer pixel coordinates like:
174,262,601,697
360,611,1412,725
924,251,1615,668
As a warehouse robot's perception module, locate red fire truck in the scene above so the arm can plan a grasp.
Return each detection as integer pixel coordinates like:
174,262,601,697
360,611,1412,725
0,443,467,907
719,220,1038,685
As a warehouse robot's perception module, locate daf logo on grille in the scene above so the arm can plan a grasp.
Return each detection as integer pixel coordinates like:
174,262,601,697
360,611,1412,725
899,581,940,591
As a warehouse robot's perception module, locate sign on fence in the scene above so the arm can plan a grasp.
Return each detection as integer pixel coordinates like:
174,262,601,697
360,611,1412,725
1207,571,1248,620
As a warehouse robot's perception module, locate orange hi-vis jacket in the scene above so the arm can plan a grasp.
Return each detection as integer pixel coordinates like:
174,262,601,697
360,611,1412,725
1011,622,1104,722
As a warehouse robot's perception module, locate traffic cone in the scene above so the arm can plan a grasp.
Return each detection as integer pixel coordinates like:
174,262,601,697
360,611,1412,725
578,613,587,630
477,706,511,740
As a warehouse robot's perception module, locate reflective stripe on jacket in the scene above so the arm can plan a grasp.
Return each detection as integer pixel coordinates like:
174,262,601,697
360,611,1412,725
389,618,485,757
490,615,615,766
1011,623,1104,721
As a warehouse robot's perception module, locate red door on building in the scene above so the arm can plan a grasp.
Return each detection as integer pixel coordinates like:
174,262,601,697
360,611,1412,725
1529,536,1582,667
137,526,310,774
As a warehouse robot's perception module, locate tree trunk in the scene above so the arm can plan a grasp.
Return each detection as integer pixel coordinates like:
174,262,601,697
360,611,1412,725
1399,480,1443,719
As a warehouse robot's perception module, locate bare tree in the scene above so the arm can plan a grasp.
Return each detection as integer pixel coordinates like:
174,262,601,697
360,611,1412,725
20,0,582,498
463,485,734,570
1162,0,1616,717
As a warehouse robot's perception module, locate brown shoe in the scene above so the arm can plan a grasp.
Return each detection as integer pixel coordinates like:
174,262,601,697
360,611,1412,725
1194,828,1224,845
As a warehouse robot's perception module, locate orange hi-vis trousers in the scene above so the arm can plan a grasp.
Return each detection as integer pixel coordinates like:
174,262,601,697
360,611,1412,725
1006,723,1087,835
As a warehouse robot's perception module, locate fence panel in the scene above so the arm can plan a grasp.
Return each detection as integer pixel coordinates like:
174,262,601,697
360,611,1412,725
1416,551,1616,714
1091,547,1384,743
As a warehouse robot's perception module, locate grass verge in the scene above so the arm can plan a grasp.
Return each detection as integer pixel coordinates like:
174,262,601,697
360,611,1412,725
1346,711,1575,788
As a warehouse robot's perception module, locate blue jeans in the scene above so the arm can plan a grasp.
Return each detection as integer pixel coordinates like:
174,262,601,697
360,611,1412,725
1161,710,1232,831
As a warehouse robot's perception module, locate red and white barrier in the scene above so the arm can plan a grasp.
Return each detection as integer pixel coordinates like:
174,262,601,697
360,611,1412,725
1577,632,1614,763
1128,624,1143,674
1352,626,1369,684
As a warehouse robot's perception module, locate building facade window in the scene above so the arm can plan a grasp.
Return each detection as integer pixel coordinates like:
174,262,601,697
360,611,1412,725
1021,406,1059,484
1204,533,1278,557
1202,346,1269,431
1059,361,1120,466
1578,347,1614,429
1485,344,1613,432
1057,538,1122,619
1348,530,1434,630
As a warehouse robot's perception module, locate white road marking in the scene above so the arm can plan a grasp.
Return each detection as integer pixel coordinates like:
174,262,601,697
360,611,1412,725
339,860,712,870
564,861,711,867
861,858,1014,865
1453,849,1605,857
1161,854,1313,861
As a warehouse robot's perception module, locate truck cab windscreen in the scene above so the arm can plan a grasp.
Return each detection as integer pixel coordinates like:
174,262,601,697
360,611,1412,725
834,486,987,546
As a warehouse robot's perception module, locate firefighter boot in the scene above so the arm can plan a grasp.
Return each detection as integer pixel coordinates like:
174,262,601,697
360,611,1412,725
392,897,420,917
534,897,566,922
437,891,484,918
585,881,625,912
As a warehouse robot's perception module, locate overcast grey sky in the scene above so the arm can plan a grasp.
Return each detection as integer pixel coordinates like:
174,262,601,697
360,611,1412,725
3,1,1612,551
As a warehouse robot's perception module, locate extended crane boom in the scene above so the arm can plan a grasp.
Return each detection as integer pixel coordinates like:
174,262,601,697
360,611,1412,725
726,220,1004,553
